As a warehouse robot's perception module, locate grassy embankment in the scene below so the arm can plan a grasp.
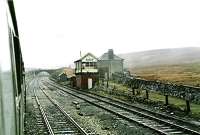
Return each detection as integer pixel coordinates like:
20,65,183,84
112,63,200,117
108,81,200,117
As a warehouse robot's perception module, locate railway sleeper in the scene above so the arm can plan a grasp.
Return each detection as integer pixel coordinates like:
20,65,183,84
53,130,79,134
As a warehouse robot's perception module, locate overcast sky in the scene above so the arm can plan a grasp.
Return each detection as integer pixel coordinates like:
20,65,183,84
14,0,200,68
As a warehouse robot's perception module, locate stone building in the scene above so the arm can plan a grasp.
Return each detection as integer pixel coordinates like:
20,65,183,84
98,49,124,79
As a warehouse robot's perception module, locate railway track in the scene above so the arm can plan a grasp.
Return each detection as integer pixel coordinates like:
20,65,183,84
45,80,200,135
33,83,88,135
32,92,49,134
61,84,200,130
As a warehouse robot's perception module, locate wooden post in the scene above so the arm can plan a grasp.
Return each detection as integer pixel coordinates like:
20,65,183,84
186,100,191,113
132,87,135,96
106,72,109,88
165,95,168,105
146,90,149,99
98,73,100,86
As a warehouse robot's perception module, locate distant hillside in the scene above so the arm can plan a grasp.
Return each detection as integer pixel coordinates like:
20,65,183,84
119,47,200,68
119,47,200,86
130,63,200,86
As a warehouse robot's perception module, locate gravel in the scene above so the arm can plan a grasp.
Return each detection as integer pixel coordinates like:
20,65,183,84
25,77,159,135
46,86,159,135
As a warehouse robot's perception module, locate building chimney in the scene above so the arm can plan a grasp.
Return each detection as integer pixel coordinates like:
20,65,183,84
108,49,114,59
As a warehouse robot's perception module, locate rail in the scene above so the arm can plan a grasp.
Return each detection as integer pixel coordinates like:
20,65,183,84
46,80,200,135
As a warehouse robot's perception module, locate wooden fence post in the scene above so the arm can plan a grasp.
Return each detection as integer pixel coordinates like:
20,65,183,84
146,90,149,99
165,95,169,105
132,87,135,96
186,100,191,113
106,72,109,88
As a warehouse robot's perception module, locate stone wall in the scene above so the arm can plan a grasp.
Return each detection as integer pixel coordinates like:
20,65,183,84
112,72,200,104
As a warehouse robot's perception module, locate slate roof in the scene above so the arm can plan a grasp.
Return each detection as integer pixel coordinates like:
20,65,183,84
99,53,124,61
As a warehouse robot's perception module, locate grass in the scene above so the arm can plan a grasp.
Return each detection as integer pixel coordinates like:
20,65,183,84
108,81,200,117
109,81,129,91
127,63,200,116
142,90,200,116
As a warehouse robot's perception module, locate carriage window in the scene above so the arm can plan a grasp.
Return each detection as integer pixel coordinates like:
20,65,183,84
13,35,22,95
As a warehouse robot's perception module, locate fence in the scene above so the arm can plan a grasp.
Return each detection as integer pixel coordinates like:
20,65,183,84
112,72,200,112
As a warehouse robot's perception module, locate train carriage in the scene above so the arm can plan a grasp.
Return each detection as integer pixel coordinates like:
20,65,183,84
0,0,25,135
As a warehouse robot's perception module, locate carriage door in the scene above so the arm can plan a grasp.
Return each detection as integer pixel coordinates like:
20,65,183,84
88,78,92,89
